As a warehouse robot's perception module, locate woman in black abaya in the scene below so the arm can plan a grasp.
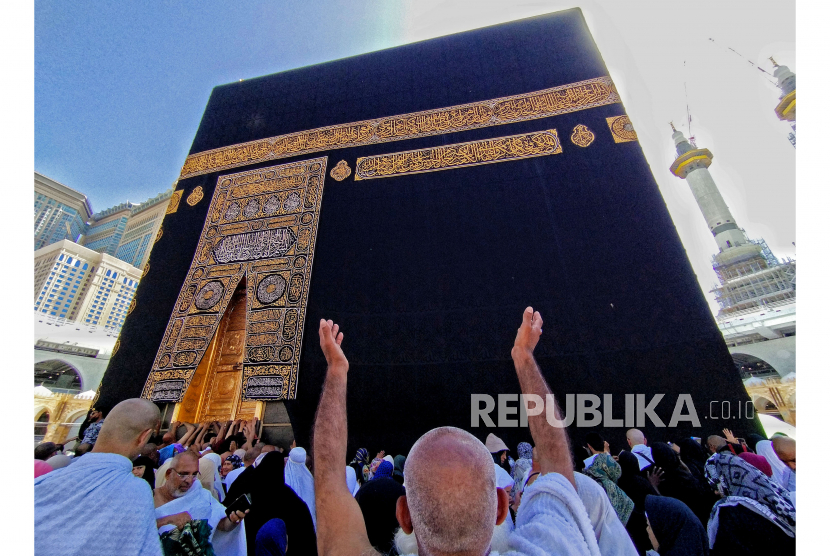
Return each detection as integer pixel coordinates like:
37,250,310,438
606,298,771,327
674,438,710,485
644,495,709,556
225,451,318,556
650,442,718,527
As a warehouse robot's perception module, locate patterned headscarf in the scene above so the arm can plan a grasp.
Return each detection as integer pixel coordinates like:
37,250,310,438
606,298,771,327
583,453,634,525
226,454,244,470
351,448,369,467
512,442,534,487
704,452,795,538
373,460,394,480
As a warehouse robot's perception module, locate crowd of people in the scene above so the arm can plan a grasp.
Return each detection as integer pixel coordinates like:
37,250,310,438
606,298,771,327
34,308,796,555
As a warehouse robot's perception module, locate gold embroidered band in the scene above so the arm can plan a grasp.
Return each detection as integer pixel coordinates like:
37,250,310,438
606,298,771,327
354,129,562,180
179,76,618,179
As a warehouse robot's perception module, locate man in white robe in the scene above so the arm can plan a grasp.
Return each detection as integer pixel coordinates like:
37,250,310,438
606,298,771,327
312,309,631,556
154,451,247,556
35,398,163,556
625,429,654,471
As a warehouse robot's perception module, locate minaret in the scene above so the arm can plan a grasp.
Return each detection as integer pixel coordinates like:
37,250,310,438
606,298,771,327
770,57,796,122
668,125,796,320
668,124,747,254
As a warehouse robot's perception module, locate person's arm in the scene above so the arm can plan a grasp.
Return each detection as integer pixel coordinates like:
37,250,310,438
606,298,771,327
193,423,209,449
216,509,249,532
156,511,192,530
224,420,241,448
210,421,230,452
511,307,576,489
240,419,259,451
722,428,746,453
312,319,379,556
178,423,198,447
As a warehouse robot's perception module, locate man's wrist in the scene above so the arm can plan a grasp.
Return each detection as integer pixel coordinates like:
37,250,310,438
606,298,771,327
511,346,535,362
327,361,349,375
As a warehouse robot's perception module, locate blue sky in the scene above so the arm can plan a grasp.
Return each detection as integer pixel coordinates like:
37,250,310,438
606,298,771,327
35,0,798,315
36,0,404,209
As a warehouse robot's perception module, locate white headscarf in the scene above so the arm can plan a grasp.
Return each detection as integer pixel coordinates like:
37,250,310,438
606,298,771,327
756,440,790,490
345,466,360,496
494,462,515,490
202,453,225,502
285,447,317,529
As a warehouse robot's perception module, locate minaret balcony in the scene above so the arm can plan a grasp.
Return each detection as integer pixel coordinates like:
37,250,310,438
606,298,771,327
774,89,796,121
669,148,714,178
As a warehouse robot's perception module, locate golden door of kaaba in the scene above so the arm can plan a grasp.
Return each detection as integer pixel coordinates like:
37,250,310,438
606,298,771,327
142,158,327,414
175,279,262,423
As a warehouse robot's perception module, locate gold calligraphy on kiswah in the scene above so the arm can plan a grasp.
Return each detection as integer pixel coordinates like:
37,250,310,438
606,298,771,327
179,77,618,178
354,129,562,180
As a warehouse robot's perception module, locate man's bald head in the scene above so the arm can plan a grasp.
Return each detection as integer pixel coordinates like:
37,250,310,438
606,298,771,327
626,429,646,447
260,444,276,453
93,399,160,460
772,436,795,470
707,435,727,454
169,449,200,469
243,446,262,465
404,427,498,556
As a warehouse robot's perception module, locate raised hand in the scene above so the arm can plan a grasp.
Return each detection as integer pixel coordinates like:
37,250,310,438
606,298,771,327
723,428,738,444
375,450,385,460
244,419,257,440
647,467,665,490
319,319,348,372
513,306,543,356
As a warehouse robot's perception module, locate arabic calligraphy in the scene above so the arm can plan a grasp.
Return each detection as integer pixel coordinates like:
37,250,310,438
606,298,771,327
606,115,638,143
179,77,618,178
354,130,562,180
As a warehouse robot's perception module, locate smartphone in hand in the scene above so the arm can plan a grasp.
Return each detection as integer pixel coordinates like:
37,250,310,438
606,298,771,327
224,493,252,518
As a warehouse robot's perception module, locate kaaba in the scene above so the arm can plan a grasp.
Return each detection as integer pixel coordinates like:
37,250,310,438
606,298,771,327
96,8,761,455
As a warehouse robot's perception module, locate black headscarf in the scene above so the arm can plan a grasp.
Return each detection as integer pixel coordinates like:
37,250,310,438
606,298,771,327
644,495,709,556
616,450,658,511
650,442,717,526
491,451,511,474
131,456,156,489
392,455,406,485
674,438,709,485
355,477,406,555
226,452,317,556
